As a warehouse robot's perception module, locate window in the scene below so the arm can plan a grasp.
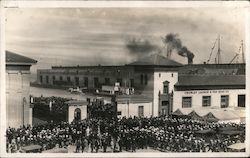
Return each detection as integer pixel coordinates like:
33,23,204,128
162,101,169,106
67,76,71,83
182,97,192,108
94,77,99,88
144,74,148,85
238,95,245,107
202,96,211,107
117,78,122,86
46,76,49,84
171,73,174,77
159,73,161,78
130,79,134,87
52,76,55,84
105,78,110,85
40,76,43,83
163,81,169,94
117,111,122,116
84,77,88,87
75,77,79,86
140,74,144,85
59,76,63,81
138,106,144,117
163,85,169,94
221,95,229,108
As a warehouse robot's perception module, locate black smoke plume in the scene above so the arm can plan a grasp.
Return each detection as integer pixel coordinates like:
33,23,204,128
126,38,159,55
163,33,194,64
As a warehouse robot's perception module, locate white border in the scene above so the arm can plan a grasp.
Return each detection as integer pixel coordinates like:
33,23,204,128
1,1,249,157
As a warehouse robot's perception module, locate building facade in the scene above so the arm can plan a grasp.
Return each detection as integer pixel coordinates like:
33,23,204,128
37,54,182,117
36,54,246,120
173,63,245,122
6,51,37,128
67,100,88,123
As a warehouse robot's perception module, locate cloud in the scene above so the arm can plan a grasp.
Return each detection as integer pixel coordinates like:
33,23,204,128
6,7,245,68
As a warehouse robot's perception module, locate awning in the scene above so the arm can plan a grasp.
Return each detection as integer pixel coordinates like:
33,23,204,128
21,145,42,151
188,110,203,120
42,148,68,153
220,130,244,135
172,109,183,116
195,129,216,134
179,107,245,123
203,112,219,122
227,143,245,150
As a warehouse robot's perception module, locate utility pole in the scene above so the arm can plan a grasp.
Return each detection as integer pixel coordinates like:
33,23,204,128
241,40,245,63
217,35,221,64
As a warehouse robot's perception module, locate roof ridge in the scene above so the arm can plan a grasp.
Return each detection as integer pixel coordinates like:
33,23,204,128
128,53,182,66
6,50,37,64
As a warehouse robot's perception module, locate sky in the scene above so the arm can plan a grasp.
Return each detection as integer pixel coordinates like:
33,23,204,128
5,7,246,80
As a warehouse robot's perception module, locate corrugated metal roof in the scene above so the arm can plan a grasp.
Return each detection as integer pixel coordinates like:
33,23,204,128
176,75,245,86
6,50,37,65
128,53,182,66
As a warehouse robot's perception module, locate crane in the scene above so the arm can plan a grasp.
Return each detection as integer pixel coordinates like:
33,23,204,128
229,53,239,64
229,40,245,64
207,35,221,64
207,38,218,63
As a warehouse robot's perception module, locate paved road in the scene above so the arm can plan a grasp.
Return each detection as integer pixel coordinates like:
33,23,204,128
67,144,160,153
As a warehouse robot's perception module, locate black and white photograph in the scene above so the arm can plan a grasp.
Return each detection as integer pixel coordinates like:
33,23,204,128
1,1,249,157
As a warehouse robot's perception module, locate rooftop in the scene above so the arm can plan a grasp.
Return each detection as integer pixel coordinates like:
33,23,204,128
175,63,245,89
178,63,245,75
127,53,182,67
6,51,37,65
176,75,245,87
66,100,88,105
117,94,152,104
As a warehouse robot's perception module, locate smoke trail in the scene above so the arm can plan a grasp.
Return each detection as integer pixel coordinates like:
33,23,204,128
164,33,195,64
126,38,159,56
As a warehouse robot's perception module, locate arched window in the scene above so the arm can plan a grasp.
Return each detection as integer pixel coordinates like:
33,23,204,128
74,108,81,121
163,81,169,94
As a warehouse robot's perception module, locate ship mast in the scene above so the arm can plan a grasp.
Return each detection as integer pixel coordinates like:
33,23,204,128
241,40,245,63
215,35,221,64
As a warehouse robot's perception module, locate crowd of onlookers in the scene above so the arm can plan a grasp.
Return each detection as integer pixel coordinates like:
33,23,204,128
6,115,245,153
32,96,71,123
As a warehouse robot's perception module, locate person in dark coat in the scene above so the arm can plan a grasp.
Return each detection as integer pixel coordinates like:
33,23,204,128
75,139,81,153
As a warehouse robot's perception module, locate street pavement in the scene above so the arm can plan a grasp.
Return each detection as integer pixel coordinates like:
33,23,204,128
66,144,161,153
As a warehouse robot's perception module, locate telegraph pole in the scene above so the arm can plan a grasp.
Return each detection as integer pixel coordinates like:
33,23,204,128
241,40,245,63
217,35,221,64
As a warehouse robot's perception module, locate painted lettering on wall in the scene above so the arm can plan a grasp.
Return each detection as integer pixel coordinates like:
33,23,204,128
184,90,229,95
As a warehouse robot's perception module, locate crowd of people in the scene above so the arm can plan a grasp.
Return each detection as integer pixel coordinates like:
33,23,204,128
33,96,71,123
6,115,245,153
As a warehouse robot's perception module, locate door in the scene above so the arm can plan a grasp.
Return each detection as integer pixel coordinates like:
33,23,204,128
74,108,81,121
238,95,245,107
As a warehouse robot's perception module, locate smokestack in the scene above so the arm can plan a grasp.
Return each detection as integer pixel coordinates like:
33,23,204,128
163,33,195,64
187,53,194,64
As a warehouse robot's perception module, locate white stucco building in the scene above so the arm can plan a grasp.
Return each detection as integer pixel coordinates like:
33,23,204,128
173,64,245,123
153,71,178,116
116,95,152,118
6,51,37,128
67,100,88,123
